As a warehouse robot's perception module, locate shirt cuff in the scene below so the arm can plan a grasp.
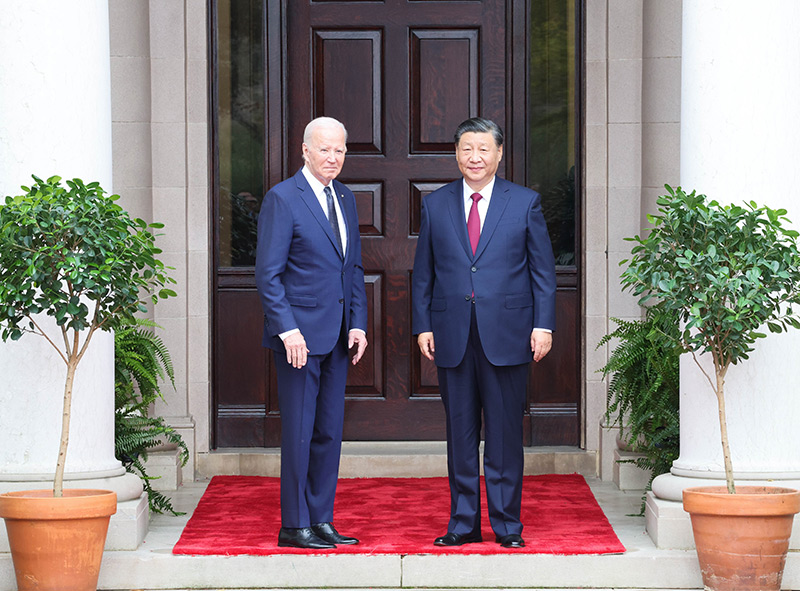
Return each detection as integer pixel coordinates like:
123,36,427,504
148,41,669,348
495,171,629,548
279,328,300,341
533,328,552,333
349,328,366,336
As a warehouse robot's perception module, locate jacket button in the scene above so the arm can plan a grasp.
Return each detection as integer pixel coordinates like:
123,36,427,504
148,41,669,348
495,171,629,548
339,298,344,304
471,266,477,272
464,295,471,301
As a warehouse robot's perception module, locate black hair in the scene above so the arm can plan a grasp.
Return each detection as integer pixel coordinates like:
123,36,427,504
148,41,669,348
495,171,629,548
454,117,504,147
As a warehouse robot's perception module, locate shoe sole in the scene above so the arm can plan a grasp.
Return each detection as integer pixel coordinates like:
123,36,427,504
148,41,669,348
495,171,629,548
434,537,483,546
277,541,336,549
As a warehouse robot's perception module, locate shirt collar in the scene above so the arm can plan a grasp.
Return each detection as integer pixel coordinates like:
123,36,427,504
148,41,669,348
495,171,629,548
462,176,496,203
301,165,334,196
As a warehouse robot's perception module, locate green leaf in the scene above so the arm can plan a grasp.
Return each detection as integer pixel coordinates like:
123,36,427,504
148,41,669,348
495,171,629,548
0,175,176,350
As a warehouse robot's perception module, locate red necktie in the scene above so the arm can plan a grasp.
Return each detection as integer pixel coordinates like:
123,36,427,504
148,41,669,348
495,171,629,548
467,192,482,255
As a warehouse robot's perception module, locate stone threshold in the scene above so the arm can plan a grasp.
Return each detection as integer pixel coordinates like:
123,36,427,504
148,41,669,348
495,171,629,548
197,442,597,479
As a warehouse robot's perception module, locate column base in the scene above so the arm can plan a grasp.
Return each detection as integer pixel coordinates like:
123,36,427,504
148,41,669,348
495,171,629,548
598,420,619,482
613,448,651,491
106,492,149,550
145,446,183,491
646,472,800,549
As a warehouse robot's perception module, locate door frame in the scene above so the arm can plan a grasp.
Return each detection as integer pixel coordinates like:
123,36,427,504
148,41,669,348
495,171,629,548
208,0,585,449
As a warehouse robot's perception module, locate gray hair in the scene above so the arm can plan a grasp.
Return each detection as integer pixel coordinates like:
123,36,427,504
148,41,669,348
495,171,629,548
454,117,504,148
303,117,348,144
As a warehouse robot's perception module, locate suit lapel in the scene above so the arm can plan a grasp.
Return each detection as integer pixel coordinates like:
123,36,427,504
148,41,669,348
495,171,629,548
295,170,344,259
446,181,473,259
473,177,510,261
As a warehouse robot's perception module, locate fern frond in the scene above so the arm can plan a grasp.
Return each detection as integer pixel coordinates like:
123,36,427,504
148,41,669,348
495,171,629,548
597,305,681,515
114,316,187,516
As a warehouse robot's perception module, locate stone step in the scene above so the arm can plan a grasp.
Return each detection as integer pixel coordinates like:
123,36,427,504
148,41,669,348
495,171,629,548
196,442,597,479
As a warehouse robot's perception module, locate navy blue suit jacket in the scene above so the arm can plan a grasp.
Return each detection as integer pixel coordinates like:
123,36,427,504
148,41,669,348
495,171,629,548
255,168,368,355
412,177,557,368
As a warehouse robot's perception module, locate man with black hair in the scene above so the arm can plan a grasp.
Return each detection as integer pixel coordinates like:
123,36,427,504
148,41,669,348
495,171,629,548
412,117,556,548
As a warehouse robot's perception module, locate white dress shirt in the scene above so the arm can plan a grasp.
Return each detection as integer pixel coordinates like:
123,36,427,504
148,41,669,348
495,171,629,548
302,165,347,257
462,177,494,229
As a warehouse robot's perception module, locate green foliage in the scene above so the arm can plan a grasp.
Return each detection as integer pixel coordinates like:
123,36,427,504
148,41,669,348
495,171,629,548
598,306,681,510
619,185,800,492
115,317,174,408
0,175,176,342
621,185,800,373
0,175,177,495
115,317,188,515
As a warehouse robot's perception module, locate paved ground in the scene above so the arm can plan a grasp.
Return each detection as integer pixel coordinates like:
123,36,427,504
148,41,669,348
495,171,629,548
0,478,703,590
3,475,798,589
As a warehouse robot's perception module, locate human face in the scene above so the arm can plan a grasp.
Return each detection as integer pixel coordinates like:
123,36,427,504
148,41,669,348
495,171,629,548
456,131,503,192
302,125,347,185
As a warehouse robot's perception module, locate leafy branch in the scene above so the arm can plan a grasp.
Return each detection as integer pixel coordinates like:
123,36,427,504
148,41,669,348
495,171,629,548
620,185,800,493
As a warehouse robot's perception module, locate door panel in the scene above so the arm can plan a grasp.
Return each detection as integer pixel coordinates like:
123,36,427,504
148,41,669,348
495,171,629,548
212,0,582,447
286,0,506,440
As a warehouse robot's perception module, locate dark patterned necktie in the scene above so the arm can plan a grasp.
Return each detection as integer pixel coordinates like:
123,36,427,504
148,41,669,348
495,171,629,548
324,185,343,252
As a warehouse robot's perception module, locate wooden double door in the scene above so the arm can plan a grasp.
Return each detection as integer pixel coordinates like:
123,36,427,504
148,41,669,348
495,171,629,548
213,0,581,447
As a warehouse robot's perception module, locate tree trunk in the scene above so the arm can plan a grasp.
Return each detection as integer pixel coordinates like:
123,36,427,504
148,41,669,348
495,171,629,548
715,371,736,494
54,359,78,497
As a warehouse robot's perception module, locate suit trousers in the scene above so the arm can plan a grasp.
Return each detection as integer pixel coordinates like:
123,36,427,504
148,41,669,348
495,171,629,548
437,304,529,537
273,332,348,528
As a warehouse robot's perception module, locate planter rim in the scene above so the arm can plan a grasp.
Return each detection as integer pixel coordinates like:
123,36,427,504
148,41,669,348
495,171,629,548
683,485,800,516
0,488,117,520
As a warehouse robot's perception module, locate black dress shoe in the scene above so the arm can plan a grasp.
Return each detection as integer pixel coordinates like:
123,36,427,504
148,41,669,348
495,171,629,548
311,522,359,545
496,533,525,548
278,527,336,549
434,531,483,546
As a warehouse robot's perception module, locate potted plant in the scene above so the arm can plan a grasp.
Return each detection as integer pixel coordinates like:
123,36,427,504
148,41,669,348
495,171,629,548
620,185,800,591
0,175,175,591
597,304,681,512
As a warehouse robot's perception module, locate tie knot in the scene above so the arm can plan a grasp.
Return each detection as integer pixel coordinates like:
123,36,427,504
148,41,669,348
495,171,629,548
471,192,482,203
324,186,333,197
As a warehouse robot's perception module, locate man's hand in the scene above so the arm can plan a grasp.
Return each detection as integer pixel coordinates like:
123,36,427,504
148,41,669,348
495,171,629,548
349,330,368,365
417,332,435,361
531,329,552,363
284,332,310,369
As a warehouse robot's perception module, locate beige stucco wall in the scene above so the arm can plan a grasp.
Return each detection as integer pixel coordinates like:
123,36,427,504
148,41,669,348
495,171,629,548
108,0,682,481
109,0,210,481
584,0,682,479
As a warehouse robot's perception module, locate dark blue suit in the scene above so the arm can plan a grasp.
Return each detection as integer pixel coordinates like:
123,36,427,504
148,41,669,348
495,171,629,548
256,168,367,528
412,176,556,537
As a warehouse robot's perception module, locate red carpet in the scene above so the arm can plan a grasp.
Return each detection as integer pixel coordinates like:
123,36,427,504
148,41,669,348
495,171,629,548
173,474,625,555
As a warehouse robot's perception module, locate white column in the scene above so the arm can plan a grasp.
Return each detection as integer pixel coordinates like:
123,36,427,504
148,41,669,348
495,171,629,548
0,2,142,505
647,0,800,548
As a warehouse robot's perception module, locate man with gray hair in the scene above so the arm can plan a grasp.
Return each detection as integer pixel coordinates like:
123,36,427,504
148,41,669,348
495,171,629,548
256,116,368,549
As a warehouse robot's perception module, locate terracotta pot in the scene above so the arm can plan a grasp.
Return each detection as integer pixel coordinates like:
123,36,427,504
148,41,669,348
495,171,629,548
683,486,800,591
0,489,117,591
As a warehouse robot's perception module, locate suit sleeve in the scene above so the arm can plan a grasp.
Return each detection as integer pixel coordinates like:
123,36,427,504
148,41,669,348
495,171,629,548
411,196,434,335
347,193,368,333
526,192,557,331
255,189,298,336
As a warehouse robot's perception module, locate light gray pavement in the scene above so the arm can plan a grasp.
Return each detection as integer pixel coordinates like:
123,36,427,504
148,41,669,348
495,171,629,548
2,477,711,591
